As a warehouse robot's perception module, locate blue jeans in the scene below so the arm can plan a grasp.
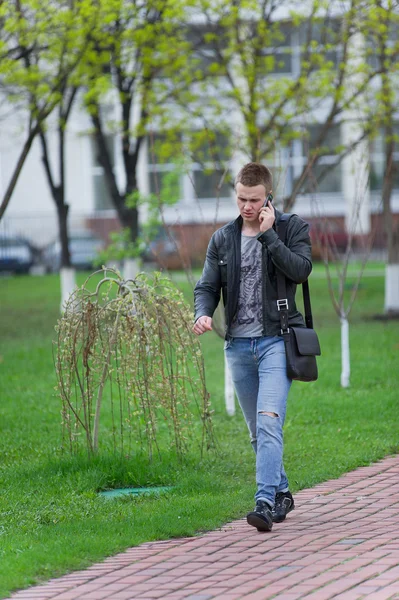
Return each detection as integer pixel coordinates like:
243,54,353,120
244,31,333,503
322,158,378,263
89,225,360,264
224,335,292,508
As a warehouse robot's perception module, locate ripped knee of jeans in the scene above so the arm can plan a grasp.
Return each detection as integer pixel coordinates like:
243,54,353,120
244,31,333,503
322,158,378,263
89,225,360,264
258,411,279,418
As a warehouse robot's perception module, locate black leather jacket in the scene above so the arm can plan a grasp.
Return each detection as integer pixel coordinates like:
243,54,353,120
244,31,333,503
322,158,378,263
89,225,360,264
194,209,313,337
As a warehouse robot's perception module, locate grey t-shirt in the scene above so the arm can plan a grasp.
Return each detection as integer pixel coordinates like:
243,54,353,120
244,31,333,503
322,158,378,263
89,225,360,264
230,234,263,337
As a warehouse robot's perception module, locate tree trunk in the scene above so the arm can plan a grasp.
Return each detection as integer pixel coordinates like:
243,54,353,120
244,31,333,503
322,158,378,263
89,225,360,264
385,225,399,314
381,124,399,313
340,315,350,388
91,110,140,245
55,190,71,268
119,200,139,244
123,257,141,280
39,122,72,269
382,134,394,256
39,118,77,311
55,194,76,311
385,263,399,314
60,267,76,312
378,21,399,314
0,125,39,221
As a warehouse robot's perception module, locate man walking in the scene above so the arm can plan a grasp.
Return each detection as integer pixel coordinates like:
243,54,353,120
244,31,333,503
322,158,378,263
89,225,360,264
193,162,312,531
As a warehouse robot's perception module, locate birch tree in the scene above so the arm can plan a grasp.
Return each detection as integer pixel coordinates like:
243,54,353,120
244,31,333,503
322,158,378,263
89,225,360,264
309,160,373,388
361,0,399,315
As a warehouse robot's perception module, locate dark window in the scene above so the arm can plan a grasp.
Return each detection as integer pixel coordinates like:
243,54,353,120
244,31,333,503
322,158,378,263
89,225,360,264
190,129,232,198
147,132,182,164
298,18,342,46
295,124,342,193
193,170,232,199
258,21,292,74
298,18,342,70
186,24,226,75
148,169,182,200
307,163,342,193
365,21,399,70
91,135,115,211
147,132,184,201
370,128,399,191
293,163,342,194
306,123,341,153
258,51,292,74
190,130,231,165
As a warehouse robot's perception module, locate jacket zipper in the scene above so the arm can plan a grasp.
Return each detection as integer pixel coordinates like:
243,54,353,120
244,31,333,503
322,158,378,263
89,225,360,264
261,242,269,336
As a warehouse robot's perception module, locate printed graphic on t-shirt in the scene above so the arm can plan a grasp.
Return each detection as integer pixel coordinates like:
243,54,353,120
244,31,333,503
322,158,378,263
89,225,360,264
232,241,262,327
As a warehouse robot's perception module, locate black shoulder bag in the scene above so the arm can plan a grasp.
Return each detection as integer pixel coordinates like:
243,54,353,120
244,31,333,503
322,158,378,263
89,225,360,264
276,215,321,382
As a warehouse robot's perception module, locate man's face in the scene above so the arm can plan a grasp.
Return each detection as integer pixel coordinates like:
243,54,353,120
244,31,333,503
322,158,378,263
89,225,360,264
236,182,267,223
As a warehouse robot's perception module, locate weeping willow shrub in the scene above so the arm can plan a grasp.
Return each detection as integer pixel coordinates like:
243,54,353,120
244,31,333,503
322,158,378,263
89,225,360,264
54,268,215,460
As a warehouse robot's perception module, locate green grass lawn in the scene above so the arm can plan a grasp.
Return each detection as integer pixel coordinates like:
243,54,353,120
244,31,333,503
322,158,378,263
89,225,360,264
0,265,398,598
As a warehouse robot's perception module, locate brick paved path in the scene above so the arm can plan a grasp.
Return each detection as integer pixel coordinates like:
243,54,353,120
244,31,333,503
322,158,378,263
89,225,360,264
7,455,399,600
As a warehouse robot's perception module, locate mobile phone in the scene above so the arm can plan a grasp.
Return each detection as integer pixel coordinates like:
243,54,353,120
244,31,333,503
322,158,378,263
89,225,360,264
263,192,273,207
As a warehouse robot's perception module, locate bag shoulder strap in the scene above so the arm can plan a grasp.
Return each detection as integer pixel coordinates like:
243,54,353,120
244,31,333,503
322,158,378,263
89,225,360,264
276,214,314,330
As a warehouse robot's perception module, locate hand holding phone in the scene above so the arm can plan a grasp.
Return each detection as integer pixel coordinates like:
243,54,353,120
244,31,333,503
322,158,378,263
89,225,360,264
263,192,274,207
259,192,275,232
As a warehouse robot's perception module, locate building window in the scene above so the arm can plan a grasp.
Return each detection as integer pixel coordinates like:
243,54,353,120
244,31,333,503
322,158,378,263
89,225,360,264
366,21,399,70
294,123,342,193
147,132,184,202
261,21,293,75
307,161,342,194
370,127,399,191
148,167,182,200
192,170,231,199
189,130,232,200
298,18,342,70
186,24,225,76
148,130,233,203
91,135,115,211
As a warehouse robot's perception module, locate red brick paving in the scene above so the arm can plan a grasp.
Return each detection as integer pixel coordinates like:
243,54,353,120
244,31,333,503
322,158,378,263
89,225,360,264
6,455,399,599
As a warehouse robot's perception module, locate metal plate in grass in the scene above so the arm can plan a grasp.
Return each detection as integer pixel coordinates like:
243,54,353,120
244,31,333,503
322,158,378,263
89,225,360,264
99,486,174,499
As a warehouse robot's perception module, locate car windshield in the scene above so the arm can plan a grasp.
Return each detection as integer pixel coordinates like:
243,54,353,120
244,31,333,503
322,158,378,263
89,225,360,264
0,239,26,249
70,238,102,251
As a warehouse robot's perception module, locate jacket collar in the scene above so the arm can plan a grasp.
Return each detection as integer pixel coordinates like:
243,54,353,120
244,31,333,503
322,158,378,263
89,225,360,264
227,207,284,236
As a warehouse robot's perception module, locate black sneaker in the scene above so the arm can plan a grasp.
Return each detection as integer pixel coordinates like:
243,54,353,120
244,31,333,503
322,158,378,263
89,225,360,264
272,491,295,523
247,500,273,532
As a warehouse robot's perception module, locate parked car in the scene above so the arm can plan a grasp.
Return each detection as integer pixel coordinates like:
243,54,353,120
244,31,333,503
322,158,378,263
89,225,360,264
42,231,104,273
0,235,35,274
310,220,349,260
141,227,184,270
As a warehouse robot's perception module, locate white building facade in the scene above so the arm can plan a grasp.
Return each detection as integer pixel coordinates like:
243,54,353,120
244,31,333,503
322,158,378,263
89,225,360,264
1,14,398,254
